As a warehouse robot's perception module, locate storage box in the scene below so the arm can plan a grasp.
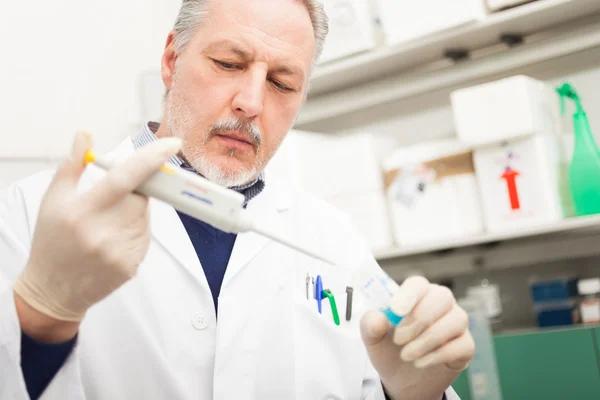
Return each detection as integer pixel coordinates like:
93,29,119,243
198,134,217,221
267,130,395,195
451,75,561,147
378,0,487,46
473,134,565,232
318,0,378,63
383,139,484,247
534,301,577,328
530,277,579,303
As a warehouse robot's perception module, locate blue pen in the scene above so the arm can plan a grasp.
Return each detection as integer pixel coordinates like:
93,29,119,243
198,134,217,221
315,275,323,314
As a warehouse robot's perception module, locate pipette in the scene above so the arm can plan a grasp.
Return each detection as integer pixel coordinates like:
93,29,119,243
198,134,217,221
84,149,335,266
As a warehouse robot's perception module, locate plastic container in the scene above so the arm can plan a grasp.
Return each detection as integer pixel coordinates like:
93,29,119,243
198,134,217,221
556,83,600,216
578,278,600,325
459,297,503,400
382,139,484,247
466,279,503,320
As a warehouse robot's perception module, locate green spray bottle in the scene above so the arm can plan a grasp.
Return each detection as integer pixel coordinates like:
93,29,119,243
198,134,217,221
556,83,600,216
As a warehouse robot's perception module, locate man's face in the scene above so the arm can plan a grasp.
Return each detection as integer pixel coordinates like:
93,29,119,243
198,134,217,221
161,0,315,187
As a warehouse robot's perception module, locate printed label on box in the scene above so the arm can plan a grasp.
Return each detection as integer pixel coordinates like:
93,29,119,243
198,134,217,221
389,164,436,208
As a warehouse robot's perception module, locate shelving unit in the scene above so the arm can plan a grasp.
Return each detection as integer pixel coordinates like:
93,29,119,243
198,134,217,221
296,0,600,126
374,214,600,261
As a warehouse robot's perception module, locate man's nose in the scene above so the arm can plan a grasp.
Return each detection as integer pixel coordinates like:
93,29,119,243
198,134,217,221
232,69,265,119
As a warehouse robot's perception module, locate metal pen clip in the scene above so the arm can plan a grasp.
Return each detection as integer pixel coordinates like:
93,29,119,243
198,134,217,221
305,273,311,300
346,286,353,322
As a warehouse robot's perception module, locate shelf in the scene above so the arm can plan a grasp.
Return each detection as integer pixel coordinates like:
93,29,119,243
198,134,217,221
374,214,600,261
308,0,600,97
296,2,600,127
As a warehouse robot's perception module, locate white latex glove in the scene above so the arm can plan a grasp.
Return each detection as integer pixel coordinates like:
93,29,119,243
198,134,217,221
13,132,182,322
360,276,475,400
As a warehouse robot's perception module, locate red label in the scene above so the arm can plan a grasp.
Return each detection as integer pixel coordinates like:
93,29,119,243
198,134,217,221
501,168,521,210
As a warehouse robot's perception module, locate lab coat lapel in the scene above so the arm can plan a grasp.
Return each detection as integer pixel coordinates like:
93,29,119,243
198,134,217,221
148,198,209,289
83,137,209,290
222,182,291,288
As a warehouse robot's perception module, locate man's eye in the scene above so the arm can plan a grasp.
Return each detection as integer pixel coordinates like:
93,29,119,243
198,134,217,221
270,79,293,93
215,60,240,70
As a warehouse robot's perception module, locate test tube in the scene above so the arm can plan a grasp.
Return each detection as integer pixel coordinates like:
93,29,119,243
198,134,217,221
353,264,403,326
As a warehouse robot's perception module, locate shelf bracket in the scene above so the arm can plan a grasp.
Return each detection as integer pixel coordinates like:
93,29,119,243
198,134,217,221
500,33,525,47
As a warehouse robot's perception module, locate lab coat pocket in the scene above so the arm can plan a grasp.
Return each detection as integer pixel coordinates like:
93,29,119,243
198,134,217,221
292,290,366,400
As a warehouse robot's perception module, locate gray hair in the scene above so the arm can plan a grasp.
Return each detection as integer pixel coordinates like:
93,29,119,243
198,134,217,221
172,0,329,66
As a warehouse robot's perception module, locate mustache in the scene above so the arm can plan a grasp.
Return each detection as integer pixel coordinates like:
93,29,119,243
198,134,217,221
206,118,262,148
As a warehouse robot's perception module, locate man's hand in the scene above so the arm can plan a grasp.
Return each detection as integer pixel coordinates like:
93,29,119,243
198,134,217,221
13,132,182,341
360,276,475,400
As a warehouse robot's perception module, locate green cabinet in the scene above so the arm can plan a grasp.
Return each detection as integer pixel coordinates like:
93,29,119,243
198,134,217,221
451,371,471,400
452,326,600,400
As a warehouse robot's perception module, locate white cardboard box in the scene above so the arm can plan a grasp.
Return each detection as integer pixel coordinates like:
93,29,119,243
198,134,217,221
451,75,561,147
473,134,566,232
318,0,378,64
383,139,484,247
267,130,395,195
378,0,487,46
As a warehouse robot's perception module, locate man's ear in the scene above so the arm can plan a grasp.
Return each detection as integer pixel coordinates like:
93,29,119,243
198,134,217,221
161,31,178,92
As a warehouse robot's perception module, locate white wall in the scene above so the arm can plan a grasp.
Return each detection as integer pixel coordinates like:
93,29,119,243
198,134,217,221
0,0,180,188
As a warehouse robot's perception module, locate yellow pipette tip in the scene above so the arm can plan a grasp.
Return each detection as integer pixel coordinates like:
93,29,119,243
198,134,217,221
84,149,96,166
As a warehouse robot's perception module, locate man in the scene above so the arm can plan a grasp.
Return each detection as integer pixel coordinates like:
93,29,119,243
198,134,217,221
0,0,474,399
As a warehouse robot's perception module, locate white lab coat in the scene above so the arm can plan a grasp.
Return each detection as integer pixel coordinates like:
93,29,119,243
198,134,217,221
0,138,459,400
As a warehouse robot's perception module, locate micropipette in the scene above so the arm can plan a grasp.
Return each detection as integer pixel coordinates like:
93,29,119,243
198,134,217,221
84,149,335,266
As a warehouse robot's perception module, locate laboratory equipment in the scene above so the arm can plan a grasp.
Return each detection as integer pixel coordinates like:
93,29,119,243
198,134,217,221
84,149,335,266
578,278,600,325
466,279,502,320
556,82,600,216
352,262,402,326
459,297,503,400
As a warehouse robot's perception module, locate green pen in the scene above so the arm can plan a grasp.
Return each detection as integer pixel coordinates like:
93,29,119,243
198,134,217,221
323,289,340,326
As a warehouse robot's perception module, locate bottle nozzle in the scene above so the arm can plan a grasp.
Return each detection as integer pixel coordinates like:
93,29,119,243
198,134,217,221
556,82,584,115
